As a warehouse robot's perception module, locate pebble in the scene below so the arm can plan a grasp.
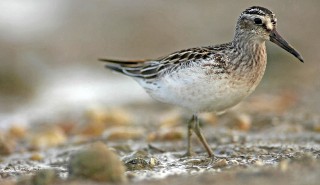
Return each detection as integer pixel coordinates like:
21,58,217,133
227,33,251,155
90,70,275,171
29,126,67,150
103,127,144,141
87,107,132,126
32,169,58,185
80,108,133,137
17,169,58,185
0,137,15,155
8,125,27,139
123,150,159,170
212,159,228,168
147,128,184,141
233,113,252,131
68,142,126,182
159,111,182,128
279,159,289,172
201,113,218,126
30,153,44,161
254,159,264,166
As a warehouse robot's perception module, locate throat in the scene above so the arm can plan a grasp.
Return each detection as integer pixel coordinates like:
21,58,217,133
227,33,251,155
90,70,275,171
248,41,266,67
229,38,267,89
232,38,267,68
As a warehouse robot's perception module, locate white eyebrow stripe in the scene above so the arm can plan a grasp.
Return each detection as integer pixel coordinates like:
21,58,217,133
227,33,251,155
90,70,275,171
266,21,273,30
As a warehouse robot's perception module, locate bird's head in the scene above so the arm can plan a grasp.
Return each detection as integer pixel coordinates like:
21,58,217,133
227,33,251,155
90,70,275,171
236,6,303,62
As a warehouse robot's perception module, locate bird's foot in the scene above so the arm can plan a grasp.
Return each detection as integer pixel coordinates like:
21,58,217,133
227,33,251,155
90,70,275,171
181,150,197,158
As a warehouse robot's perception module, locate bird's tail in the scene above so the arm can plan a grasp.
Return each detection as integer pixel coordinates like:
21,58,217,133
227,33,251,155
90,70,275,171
99,58,147,78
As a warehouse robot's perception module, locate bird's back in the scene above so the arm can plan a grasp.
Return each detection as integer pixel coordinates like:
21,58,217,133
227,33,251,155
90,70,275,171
100,43,233,79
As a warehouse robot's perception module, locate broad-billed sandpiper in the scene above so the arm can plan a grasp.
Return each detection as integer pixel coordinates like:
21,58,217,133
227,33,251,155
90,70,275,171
100,6,303,157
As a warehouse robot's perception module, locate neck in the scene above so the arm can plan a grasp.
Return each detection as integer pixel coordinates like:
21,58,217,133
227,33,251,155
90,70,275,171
234,30,266,60
229,29,267,71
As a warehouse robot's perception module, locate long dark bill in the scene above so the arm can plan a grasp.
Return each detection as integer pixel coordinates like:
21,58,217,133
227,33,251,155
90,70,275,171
269,29,304,62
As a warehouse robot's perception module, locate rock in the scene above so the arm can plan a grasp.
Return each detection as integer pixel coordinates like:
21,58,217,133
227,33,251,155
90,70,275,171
147,128,184,141
29,126,67,150
80,107,133,137
123,150,159,171
87,107,132,127
253,159,264,166
32,169,58,185
103,127,144,141
0,137,15,156
201,113,218,126
212,159,228,168
232,113,252,131
279,159,289,172
68,142,126,182
30,153,43,161
17,169,58,185
159,111,182,128
313,123,320,132
220,112,251,131
8,125,27,139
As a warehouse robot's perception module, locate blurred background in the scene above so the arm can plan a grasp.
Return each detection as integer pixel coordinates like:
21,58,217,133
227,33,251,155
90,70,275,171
0,0,319,128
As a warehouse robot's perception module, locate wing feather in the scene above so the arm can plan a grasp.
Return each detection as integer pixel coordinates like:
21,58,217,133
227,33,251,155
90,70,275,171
99,43,232,79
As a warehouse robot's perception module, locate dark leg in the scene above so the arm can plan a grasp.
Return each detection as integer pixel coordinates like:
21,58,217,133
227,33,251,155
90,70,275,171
192,115,214,157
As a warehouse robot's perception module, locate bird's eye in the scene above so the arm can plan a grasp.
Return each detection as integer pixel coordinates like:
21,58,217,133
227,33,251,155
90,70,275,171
254,18,262,25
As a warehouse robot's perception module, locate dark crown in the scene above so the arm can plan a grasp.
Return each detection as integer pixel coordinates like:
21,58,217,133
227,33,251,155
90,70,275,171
242,6,274,16
241,6,276,24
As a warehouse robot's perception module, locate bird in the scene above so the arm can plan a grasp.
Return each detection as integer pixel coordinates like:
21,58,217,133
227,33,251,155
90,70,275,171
99,6,304,157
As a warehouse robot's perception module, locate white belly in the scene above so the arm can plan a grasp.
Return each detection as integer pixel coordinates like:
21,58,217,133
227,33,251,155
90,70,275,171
137,63,266,113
